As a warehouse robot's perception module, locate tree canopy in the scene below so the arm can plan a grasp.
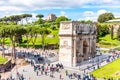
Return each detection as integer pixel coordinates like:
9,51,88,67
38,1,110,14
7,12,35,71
21,14,32,23
97,13,114,23
55,16,70,27
36,14,44,19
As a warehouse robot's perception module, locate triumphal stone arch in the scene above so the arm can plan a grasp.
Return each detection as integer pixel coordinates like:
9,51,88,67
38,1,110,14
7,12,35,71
59,21,97,67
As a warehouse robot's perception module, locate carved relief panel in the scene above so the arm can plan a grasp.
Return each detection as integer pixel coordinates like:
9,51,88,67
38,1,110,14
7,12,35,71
60,40,71,49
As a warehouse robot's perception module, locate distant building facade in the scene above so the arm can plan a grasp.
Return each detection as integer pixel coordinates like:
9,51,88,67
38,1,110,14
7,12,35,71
46,14,57,21
59,21,97,67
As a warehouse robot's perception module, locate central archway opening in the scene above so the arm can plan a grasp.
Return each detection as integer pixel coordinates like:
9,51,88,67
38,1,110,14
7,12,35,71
83,40,88,60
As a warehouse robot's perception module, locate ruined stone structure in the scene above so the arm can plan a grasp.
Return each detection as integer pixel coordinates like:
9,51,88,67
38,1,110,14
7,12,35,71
59,21,97,67
109,24,120,34
46,14,57,21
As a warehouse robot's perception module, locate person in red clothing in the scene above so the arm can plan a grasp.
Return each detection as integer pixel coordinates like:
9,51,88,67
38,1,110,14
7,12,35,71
59,74,62,79
37,70,39,76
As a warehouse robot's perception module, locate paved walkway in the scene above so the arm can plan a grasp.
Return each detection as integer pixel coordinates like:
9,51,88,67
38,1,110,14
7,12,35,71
2,52,115,80
1,45,120,80
10,65,79,80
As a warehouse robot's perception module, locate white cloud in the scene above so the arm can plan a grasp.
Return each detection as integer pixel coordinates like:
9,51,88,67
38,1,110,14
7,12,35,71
81,11,96,21
57,11,68,17
0,6,23,12
60,11,66,16
0,0,119,12
0,0,120,21
112,12,120,18
97,9,109,15
80,9,110,21
83,11,94,17
103,0,112,3
78,16,97,21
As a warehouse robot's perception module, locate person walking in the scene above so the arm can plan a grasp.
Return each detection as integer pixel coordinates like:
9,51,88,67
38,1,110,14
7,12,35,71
77,74,81,80
45,68,48,76
0,74,1,80
41,70,43,75
65,70,68,76
10,74,12,80
59,74,62,79
37,70,39,76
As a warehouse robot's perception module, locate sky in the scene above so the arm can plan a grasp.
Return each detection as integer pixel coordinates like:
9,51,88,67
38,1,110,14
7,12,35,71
0,0,120,22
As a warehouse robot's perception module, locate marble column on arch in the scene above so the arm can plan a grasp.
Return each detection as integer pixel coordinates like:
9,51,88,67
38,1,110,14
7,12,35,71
72,37,76,67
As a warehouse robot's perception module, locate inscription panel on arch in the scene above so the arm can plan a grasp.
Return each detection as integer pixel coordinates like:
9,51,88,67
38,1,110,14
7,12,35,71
62,23,70,30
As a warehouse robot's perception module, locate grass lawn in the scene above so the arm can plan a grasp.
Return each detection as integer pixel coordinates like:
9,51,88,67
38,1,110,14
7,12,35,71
2,27,120,49
4,29,60,48
0,56,8,64
91,58,120,80
98,34,120,48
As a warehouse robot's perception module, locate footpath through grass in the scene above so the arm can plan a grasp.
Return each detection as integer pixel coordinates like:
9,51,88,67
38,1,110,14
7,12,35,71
0,56,8,64
91,58,120,79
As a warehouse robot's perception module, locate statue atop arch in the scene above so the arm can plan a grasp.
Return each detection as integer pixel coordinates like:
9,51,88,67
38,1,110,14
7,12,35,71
59,21,97,67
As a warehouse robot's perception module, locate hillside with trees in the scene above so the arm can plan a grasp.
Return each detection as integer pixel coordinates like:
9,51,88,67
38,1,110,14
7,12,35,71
97,13,120,49
0,12,120,55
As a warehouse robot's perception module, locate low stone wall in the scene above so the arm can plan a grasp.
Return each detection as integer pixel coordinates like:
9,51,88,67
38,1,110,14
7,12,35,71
0,59,11,72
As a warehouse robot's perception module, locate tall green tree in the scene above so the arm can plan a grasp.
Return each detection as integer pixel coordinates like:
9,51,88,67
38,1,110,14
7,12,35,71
36,14,44,19
98,13,114,23
8,15,23,45
5,25,26,61
99,24,109,37
30,26,40,48
21,14,32,24
0,16,10,23
24,25,33,49
35,14,44,25
110,25,114,40
95,23,101,42
39,27,51,50
55,16,70,28
8,15,21,24
35,18,44,24
0,25,7,57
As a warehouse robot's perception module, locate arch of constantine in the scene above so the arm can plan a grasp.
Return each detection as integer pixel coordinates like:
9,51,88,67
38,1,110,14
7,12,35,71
59,21,97,67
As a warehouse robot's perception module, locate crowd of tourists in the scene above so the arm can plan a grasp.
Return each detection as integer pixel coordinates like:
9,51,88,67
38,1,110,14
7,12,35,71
1,46,120,80
15,48,58,64
32,63,96,80
3,61,97,80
